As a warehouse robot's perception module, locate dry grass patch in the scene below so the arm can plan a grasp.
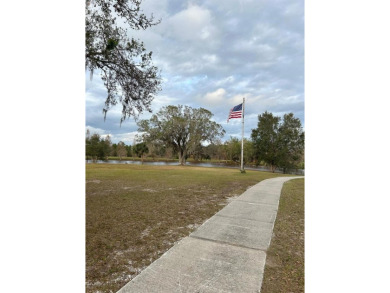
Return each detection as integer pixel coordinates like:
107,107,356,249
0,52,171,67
86,164,290,293
261,178,304,293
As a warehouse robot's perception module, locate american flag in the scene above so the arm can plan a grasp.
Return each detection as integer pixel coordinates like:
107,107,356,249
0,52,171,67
227,103,243,122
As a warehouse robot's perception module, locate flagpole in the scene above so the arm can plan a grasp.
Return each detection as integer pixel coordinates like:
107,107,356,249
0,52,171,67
240,97,245,173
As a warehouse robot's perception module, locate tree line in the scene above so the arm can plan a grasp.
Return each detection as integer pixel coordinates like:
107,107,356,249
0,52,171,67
86,130,149,161
86,105,304,173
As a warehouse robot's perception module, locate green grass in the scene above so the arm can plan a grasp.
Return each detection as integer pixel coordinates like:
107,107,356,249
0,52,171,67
261,178,305,293
105,156,235,164
106,156,178,162
86,164,292,293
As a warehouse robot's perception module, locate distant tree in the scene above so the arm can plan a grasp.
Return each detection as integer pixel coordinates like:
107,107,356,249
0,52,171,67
138,105,225,165
276,113,305,173
85,0,162,123
216,140,227,161
224,137,241,162
86,128,91,140
251,112,280,172
133,142,148,161
87,133,101,162
86,129,92,160
243,139,255,164
85,132,114,161
153,143,167,157
165,146,174,159
125,145,132,157
96,135,112,160
117,141,127,160
202,139,223,161
189,142,204,161
251,111,304,173
111,143,118,156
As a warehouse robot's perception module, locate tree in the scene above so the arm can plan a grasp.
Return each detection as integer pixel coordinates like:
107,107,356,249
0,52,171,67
138,105,225,165
224,137,241,162
99,135,112,160
111,143,118,156
86,0,162,123
133,142,148,161
117,141,127,160
251,112,280,172
86,133,102,162
188,142,204,161
203,140,222,161
125,145,132,157
86,129,92,160
277,113,305,173
251,112,304,173
243,139,255,164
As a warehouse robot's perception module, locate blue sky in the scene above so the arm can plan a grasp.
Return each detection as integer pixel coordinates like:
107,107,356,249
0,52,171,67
86,0,304,144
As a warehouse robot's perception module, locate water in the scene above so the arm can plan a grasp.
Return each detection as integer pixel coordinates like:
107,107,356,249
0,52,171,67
86,159,304,175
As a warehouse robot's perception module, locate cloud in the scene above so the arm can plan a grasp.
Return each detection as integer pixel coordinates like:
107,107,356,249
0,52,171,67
164,5,217,42
112,132,139,145
85,125,108,136
86,0,304,142
201,88,226,105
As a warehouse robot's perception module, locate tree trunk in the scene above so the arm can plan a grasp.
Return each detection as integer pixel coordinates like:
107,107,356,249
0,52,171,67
178,148,186,165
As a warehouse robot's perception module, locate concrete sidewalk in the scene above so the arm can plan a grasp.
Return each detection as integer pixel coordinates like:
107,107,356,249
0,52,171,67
117,176,302,293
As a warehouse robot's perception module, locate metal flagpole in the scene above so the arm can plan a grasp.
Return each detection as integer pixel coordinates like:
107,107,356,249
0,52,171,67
240,97,245,173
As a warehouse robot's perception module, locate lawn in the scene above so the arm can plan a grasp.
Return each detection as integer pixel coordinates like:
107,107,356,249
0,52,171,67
261,178,305,293
86,164,290,293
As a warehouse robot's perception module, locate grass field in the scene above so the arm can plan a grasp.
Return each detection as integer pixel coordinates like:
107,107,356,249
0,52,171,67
261,178,305,293
86,164,291,293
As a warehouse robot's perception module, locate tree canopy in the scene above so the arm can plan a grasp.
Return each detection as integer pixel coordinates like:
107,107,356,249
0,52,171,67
86,132,112,161
137,105,225,165
86,0,162,123
133,142,149,160
251,111,304,173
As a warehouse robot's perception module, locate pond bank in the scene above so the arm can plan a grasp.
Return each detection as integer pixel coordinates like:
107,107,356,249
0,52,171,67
86,160,304,175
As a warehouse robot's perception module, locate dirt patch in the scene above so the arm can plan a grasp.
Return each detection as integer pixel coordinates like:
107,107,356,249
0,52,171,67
142,188,157,193
265,257,280,268
86,179,101,184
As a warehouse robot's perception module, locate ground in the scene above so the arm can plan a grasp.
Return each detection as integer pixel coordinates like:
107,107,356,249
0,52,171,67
86,164,290,293
261,178,304,293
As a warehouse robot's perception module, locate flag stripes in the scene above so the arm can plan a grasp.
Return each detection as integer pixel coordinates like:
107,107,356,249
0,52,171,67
227,103,243,122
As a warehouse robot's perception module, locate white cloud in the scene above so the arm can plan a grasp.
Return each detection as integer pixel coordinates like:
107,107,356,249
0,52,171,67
85,91,101,105
112,132,139,145
165,5,216,41
202,88,226,105
202,54,218,64
150,95,180,112
215,76,235,86
228,94,248,106
85,125,109,136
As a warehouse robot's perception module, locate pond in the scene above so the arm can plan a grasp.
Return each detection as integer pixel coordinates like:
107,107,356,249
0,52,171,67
86,159,304,175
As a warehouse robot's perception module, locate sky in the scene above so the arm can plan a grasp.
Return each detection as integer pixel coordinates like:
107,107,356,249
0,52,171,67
86,0,304,144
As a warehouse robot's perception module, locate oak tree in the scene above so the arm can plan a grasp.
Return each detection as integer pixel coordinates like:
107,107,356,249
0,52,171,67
86,0,162,123
138,105,225,165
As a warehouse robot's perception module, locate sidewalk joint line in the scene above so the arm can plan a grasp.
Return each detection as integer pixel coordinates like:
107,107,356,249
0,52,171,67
189,235,267,252
213,214,275,224
233,200,279,207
